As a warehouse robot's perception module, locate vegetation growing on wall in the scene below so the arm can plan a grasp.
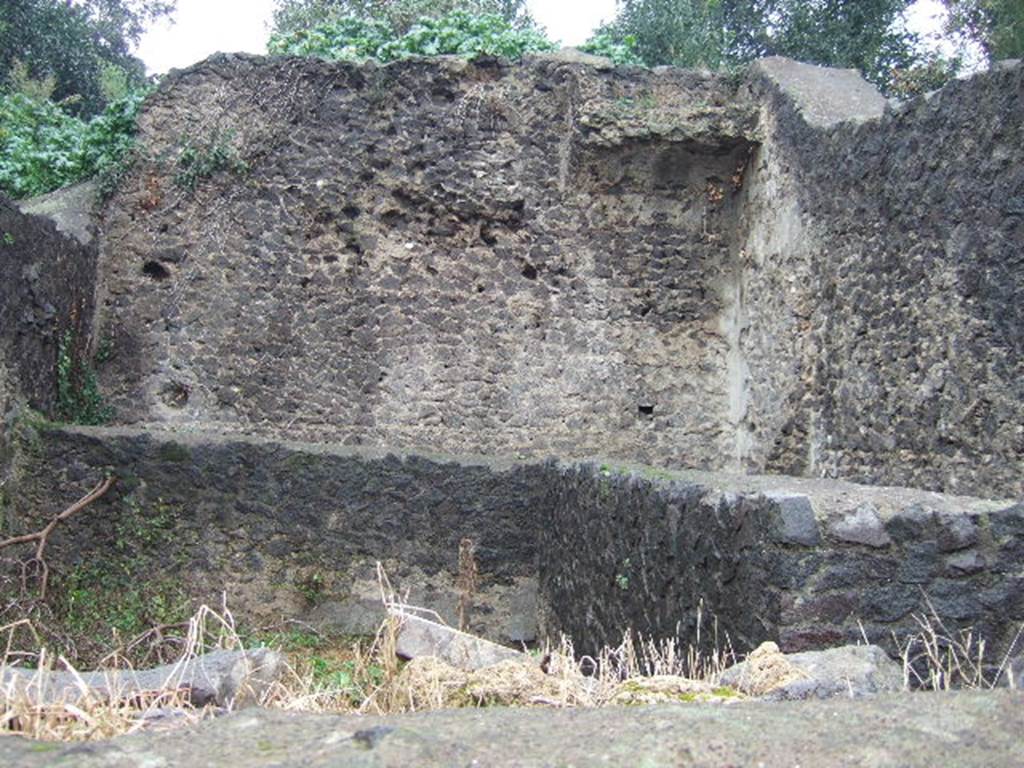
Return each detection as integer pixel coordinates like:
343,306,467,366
268,10,556,61
173,129,249,191
270,0,532,38
56,331,112,426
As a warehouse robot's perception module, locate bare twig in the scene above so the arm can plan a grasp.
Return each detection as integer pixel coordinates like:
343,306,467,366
456,537,478,632
0,476,116,599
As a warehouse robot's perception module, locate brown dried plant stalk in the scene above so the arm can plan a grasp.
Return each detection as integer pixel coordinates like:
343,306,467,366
0,475,115,599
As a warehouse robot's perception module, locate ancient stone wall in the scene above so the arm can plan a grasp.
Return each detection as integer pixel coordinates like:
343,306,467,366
744,60,1024,497
806,65,1024,497
11,426,546,645
95,54,756,470
85,54,1024,496
9,426,1022,663
0,197,97,419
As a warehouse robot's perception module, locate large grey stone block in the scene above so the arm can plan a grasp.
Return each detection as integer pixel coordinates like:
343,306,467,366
392,610,525,671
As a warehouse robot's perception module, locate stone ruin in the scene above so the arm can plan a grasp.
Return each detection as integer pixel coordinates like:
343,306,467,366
0,52,1022,667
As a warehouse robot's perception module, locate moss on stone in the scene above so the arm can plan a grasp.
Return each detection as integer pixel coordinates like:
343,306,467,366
157,440,191,463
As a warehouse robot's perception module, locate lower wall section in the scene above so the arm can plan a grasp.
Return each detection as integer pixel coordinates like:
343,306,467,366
4,426,1022,668
6,427,547,646
538,468,779,654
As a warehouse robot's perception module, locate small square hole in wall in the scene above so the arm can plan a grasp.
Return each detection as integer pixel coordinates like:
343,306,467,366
638,405,655,418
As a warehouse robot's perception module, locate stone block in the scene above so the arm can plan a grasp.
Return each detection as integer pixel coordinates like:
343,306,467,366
827,503,891,548
944,550,987,577
721,643,902,699
764,492,821,546
781,591,858,625
884,504,935,543
895,542,941,584
0,648,283,708
392,610,525,671
935,511,979,552
752,56,887,128
814,553,897,590
991,503,1024,538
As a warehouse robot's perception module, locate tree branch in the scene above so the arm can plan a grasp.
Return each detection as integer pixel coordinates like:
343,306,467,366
0,475,116,599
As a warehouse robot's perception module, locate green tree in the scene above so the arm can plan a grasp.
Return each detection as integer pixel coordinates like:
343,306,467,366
271,0,532,37
0,0,173,116
601,0,943,92
944,0,1024,60
602,0,734,69
769,0,924,88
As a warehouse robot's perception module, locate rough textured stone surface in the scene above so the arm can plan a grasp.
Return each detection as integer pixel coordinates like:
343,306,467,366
0,196,97,420
827,503,892,548
765,491,821,545
95,54,757,472
0,56,1018,496
721,644,903,700
7,426,1021,663
60,54,1018,497
1,649,283,707
751,57,887,127
8,425,547,645
0,692,1021,767
17,181,99,246
744,60,1024,496
393,610,525,670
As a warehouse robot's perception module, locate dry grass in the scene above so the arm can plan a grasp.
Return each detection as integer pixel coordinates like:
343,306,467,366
3,585,1021,743
261,594,741,716
895,600,1023,691
0,602,243,741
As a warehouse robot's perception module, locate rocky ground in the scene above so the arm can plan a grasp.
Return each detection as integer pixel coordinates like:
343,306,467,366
2,691,1021,767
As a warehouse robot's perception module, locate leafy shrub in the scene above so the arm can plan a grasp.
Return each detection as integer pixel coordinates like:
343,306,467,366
267,15,392,60
376,11,555,60
271,0,533,38
268,10,555,63
0,93,91,199
579,32,645,66
0,88,147,199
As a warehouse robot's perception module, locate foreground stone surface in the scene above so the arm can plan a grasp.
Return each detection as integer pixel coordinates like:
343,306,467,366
1,692,1020,767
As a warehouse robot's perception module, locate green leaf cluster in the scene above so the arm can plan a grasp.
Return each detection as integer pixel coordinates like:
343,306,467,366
0,88,147,199
944,0,1024,60
173,129,249,191
57,330,113,426
578,32,645,67
271,0,532,38
268,10,556,62
596,0,964,94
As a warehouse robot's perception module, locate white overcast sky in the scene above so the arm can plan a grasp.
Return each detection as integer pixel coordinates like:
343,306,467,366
137,0,948,76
